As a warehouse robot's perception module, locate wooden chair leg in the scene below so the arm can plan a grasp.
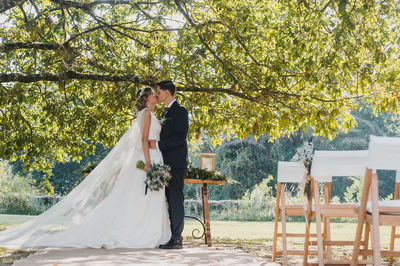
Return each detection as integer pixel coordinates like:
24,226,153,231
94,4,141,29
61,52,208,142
324,218,332,259
362,182,373,261
351,169,372,266
303,178,314,266
323,184,332,259
303,210,312,266
323,216,328,258
362,222,370,260
370,173,381,265
389,182,399,265
314,180,324,265
389,225,396,265
281,185,288,266
272,182,282,262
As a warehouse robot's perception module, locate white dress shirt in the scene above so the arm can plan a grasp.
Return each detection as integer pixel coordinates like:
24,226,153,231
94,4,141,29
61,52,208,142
166,99,176,109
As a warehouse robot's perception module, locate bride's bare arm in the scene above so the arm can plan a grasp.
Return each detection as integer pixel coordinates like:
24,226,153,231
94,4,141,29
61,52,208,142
141,110,152,171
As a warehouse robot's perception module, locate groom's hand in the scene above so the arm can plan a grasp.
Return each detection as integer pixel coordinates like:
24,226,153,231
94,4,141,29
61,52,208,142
149,140,157,149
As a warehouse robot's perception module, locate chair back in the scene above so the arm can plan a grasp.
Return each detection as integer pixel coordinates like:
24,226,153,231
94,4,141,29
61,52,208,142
311,150,368,182
277,161,307,183
367,135,400,171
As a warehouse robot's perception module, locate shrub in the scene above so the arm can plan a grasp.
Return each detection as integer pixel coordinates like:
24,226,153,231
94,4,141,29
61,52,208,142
0,193,45,215
184,176,307,221
0,160,50,215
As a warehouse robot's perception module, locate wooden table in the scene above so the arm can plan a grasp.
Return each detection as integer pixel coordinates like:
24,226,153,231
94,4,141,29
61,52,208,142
184,178,225,247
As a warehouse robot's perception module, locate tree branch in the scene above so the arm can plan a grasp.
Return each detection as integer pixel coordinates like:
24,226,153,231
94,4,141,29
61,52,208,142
133,2,167,30
0,0,26,13
174,0,240,86
64,25,109,45
65,23,180,46
0,42,62,52
49,0,159,11
174,0,196,26
29,0,41,15
321,0,333,13
0,71,154,84
0,72,267,103
86,0,160,7
83,8,151,48
3,0,163,49
178,86,256,102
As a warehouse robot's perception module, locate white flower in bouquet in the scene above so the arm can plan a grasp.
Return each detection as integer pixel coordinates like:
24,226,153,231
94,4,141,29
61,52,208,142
136,160,172,195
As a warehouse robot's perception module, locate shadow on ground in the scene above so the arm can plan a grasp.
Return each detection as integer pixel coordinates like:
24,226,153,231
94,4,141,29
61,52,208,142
12,245,274,266
0,248,35,265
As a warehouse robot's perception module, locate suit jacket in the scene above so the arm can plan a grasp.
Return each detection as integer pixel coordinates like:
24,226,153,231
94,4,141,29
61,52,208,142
159,100,189,169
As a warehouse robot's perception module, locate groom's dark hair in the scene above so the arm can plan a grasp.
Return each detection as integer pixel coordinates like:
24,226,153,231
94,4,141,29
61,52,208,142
156,80,176,96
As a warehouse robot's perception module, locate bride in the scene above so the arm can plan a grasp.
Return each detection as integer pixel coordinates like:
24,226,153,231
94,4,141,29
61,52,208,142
0,87,171,249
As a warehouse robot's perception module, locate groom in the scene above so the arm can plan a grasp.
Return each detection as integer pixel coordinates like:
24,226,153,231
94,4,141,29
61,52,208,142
149,80,189,249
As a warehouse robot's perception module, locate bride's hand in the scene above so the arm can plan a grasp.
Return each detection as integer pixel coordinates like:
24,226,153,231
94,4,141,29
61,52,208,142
144,161,151,171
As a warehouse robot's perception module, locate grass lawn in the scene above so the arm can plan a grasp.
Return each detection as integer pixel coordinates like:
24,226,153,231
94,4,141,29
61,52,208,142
184,220,394,242
0,214,37,265
184,220,399,265
0,214,33,230
0,215,399,265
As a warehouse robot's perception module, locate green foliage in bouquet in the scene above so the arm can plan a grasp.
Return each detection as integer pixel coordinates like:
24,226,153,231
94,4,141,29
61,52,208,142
136,160,145,170
136,160,171,195
184,167,232,183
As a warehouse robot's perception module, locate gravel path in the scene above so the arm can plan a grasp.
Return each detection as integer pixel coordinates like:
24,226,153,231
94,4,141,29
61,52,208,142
13,246,280,266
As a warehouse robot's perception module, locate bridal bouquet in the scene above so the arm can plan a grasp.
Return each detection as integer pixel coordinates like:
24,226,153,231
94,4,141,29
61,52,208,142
136,160,172,195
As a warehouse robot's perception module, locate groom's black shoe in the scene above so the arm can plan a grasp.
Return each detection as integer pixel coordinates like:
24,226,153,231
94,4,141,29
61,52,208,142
159,239,183,249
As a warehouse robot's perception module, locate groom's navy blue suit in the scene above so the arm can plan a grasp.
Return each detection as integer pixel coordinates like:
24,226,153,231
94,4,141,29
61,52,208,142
158,100,188,241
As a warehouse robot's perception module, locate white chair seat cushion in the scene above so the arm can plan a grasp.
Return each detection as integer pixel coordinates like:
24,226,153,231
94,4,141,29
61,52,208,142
362,200,400,214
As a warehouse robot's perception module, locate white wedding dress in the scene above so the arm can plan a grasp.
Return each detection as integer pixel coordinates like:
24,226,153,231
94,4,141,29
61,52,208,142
0,109,171,249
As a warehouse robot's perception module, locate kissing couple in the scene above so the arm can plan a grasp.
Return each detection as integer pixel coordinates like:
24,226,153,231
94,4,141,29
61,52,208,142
0,80,189,250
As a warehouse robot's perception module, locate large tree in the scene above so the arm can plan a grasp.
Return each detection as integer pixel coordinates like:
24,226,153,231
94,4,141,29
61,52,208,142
1,0,399,172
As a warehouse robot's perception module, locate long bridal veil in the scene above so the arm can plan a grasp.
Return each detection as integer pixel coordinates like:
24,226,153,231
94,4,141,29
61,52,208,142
0,110,146,249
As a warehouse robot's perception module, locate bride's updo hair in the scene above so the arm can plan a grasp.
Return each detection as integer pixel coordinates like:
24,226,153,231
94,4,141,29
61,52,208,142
135,87,152,111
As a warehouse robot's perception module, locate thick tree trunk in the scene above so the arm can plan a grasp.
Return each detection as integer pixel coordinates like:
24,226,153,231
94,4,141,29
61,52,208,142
0,0,26,13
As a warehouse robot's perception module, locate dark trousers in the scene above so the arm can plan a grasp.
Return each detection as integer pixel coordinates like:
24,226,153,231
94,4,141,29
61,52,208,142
165,168,186,241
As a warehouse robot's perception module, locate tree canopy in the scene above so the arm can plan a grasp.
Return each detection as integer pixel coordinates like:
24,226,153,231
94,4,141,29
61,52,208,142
1,0,400,172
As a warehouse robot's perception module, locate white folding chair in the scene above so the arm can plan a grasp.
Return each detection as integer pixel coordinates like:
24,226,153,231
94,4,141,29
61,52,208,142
273,161,317,264
352,135,400,265
303,150,368,265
